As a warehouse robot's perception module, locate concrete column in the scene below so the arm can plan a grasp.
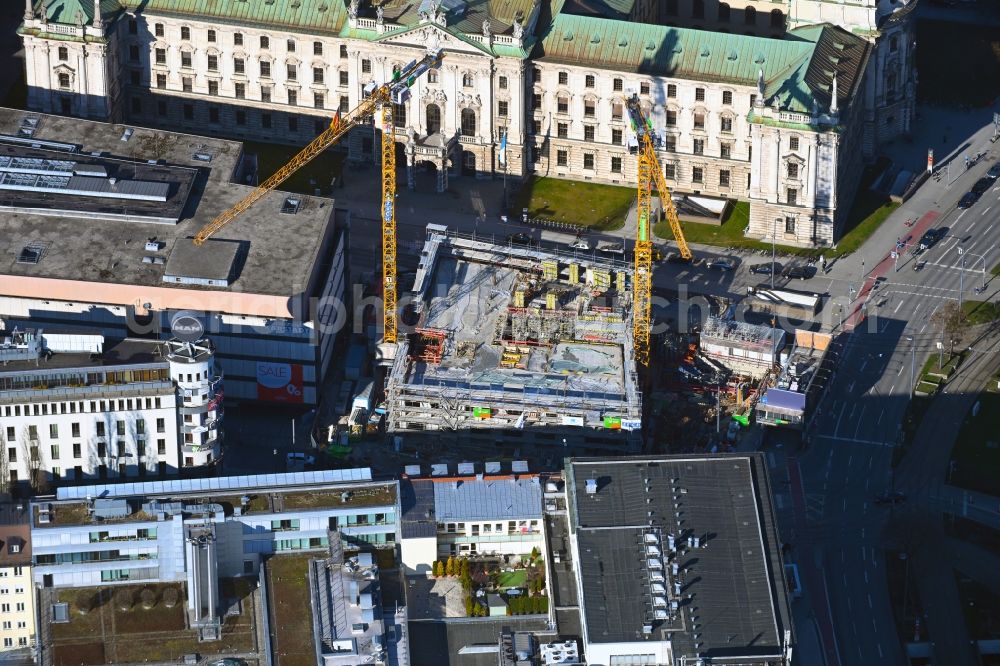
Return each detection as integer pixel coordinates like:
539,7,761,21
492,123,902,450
749,130,762,191
44,43,54,113
407,153,415,190
807,137,816,200
78,48,89,116
437,162,447,192
772,131,781,202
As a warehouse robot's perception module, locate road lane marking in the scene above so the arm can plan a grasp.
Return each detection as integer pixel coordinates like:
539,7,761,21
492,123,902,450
983,206,992,216
865,570,869,584
879,644,884,659
853,405,867,438
868,594,873,609
861,546,866,562
877,409,884,425
848,454,853,467
842,498,847,513
897,364,904,375
814,435,894,447
894,300,903,313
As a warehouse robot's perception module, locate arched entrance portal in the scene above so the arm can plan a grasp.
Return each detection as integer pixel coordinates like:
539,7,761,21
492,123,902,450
461,150,476,176
426,104,441,135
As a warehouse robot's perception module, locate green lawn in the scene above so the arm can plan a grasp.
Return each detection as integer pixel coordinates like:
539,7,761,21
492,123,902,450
962,300,1000,326
497,570,527,589
243,139,345,196
511,176,634,230
949,390,1000,495
917,19,1000,106
992,261,1000,277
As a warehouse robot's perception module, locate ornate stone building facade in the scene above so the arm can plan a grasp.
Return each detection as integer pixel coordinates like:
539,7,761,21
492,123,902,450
19,0,880,246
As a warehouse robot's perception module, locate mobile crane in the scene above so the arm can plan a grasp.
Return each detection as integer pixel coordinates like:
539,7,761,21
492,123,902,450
625,93,691,367
193,50,444,346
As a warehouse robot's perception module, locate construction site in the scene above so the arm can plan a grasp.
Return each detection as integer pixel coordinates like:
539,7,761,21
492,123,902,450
383,224,642,456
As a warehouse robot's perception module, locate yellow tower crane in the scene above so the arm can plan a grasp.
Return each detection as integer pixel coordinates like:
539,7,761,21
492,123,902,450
193,51,444,346
625,93,691,367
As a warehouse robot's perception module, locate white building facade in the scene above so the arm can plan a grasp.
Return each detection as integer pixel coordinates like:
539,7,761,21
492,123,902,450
0,330,222,488
20,0,882,246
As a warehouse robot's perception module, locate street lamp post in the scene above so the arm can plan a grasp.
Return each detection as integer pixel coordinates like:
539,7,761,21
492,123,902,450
907,335,915,394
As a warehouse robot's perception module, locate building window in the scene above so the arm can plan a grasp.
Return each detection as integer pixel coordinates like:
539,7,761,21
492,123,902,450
361,59,371,74
130,96,142,113
128,44,140,62
154,23,164,37
462,73,474,87
771,9,784,28
722,90,733,105
719,2,730,21
58,72,70,89
640,82,650,95
612,102,622,120
208,54,218,72
427,70,438,84
6,448,14,463
664,134,676,151
613,78,623,91
585,74,595,88
181,52,192,68
58,46,68,61
235,82,246,99
556,149,568,167
693,138,704,155
208,80,219,95
720,142,731,159
73,443,81,458
745,5,756,24
50,445,60,460
611,156,622,173
183,103,194,119
314,92,324,108
890,35,899,53
584,125,595,141
262,112,272,128
261,35,270,49
499,75,508,89
721,116,733,133
261,86,271,103
666,84,677,98
234,32,244,46
232,58,245,75
557,96,569,114
49,424,58,439
789,136,799,151
719,169,730,187
558,71,568,85
339,97,349,112
612,128,623,144
313,67,324,84
557,122,568,138
180,26,190,40
533,119,541,133
260,60,271,78
154,48,166,65
584,99,595,117
461,108,476,136
787,162,799,178
785,216,796,233
787,188,798,205
692,166,704,183
583,153,595,169
182,77,192,92
339,71,348,86
287,63,298,81
313,41,323,56
207,29,216,43
498,100,508,117
533,67,541,83
664,163,676,179
665,109,677,126
693,112,705,129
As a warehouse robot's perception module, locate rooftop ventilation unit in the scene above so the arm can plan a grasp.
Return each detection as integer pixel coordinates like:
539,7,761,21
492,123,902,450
485,461,501,474
16,243,44,264
511,460,529,473
457,462,475,475
644,532,659,543
281,197,301,214
653,596,667,607
192,152,213,162
404,464,422,476
646,558,662,569
431,463,448,477
654,610,668,620
585,479,598,495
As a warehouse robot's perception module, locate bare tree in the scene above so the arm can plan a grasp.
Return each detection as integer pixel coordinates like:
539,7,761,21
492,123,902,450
932,302,965,355
0,441,9,496
19,426,48,495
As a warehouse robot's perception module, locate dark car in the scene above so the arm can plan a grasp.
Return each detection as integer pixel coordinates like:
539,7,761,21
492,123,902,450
782,264,814,280
958,192,979,209
875,491,906,506
506,233,534,246
666,252,694,264
707,257,737,271
973,177,993,195
750,262,782,275
919,227,946,248
988,162,1000,179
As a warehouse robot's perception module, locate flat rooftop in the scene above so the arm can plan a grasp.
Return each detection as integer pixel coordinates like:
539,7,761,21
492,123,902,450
567,455,791,662
0,108,337,299
0,335,164,375
391,227,639,408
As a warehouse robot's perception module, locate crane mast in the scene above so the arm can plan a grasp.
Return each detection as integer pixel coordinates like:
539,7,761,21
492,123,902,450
193,51,442,346
625,94,691,367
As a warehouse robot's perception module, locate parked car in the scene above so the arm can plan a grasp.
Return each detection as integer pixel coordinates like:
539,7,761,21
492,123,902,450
596,241,626,255
972,177,993,195
874,491,906,506
750,261,782,275
958,192,979,209
919,227,946,248
987,162,1000,179
782,264,814,280
707,257,736,271
506,232,534,246
569,238,591,250
666,252,694,264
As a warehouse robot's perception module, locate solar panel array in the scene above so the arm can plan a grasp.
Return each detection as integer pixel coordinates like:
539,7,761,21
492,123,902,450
56,468,374,500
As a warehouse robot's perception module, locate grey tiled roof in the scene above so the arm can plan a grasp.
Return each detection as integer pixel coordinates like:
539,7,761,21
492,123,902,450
433,476,543,522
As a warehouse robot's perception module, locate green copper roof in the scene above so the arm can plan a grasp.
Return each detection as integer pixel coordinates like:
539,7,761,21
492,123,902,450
120,0,349,36
35,0,122,25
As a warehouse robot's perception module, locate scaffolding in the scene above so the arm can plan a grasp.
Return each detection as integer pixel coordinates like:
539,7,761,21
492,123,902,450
410,327,448,365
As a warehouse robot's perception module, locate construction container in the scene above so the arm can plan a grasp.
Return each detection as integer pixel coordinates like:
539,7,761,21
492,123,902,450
568,263,579,284
542,260,559,281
